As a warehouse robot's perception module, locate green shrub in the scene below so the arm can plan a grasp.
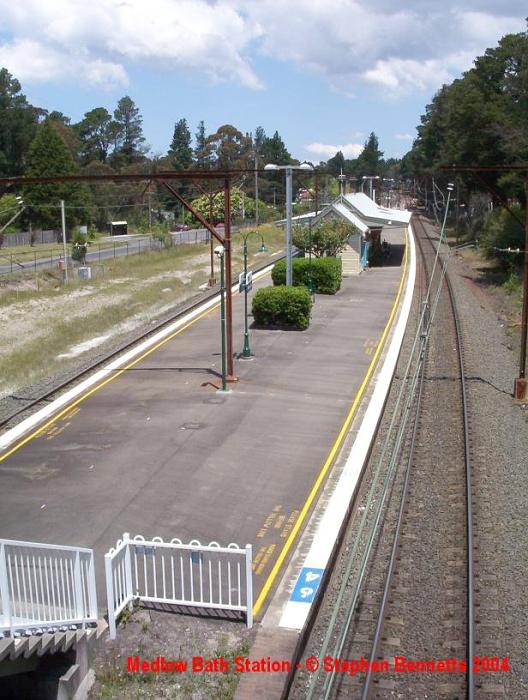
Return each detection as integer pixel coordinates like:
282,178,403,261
480,205,525,269
271,257,342,294
252,285,312,330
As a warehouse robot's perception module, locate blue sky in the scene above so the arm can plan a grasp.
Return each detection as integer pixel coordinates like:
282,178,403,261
0,1,525,162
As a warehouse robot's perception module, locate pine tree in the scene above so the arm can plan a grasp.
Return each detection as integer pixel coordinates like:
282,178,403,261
261,131,291,164
169,119,193,169
24,121,90,230
194,120,211,168
112,96,146,165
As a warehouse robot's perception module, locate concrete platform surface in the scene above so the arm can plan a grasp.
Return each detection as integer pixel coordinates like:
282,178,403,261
0,232,405,619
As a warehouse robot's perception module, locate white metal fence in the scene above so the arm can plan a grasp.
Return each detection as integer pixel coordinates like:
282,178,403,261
0,539,98,637
105,533,253,639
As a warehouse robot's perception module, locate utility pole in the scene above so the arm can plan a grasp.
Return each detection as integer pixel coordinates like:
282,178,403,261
514,177,528,400
254,151,259,227
147,186,152,231
60,199,68,283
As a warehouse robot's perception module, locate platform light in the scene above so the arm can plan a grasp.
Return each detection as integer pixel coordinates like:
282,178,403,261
263,162,314,285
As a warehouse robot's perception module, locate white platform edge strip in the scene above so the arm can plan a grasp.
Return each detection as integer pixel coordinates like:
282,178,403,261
279,224,417,630
0,263,275,452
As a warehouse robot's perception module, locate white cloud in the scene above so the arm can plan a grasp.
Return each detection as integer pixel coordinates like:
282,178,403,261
0,38,128,89
244,0,525,97
0,0,262,90
0,1,524,96
306,142,364,159
395,133,414,141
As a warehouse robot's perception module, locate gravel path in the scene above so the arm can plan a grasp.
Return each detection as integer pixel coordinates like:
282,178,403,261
441,224,528,699
290,217,527,699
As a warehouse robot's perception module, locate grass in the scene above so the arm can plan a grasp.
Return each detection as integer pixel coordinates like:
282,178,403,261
0,225,285,398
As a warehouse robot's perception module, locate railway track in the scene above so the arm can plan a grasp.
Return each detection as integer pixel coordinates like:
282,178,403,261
287,215,505,699
0,252,283,432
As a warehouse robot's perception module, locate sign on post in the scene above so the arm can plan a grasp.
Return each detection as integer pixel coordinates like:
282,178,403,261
239,271,253,293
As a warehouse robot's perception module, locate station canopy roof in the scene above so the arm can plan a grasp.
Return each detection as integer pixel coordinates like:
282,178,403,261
342,193,412,226
276,193,411,232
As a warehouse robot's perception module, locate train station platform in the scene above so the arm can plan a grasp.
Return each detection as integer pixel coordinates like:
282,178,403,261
0,227,409,627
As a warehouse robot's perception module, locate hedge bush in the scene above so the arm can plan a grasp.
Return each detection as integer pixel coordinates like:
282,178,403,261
252,285,312,330
271,257,342,294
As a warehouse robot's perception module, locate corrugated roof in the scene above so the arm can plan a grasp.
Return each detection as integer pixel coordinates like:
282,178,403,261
342,193,411,225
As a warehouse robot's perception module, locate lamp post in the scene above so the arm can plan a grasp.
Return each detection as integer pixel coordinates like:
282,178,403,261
264,162,314,285
240,231,268,358
214,245,228,392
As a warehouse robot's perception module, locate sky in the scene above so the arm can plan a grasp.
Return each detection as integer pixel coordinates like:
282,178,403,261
0,1,525,162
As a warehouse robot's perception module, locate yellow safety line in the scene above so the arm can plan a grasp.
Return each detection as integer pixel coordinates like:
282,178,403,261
0,304,221,463
253,234,409,616
0,262,276,463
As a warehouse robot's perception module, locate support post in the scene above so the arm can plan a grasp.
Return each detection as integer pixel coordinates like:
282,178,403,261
245,544,253,629
242,240,251,357
224,178,236,380
254,153,259,227
104,553,116,640
219,252,227,392
0,543,12,634
286,167,293,286
514,178,528,401
61,199,68,283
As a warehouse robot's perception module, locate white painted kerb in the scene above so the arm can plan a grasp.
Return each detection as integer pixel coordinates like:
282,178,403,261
0,264,275,453
279,224,417,629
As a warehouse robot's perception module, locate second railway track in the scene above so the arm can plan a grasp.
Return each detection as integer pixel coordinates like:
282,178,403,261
288,214,506,700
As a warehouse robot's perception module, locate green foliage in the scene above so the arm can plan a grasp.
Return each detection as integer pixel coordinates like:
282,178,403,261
0,68,39,177
194,120,211,168
292,219,354,257
112,96,146,166
252,285,312,330
206,124,252,169
480,205,525,269
0,194,20,231
169,118,193,169
24,121,91,230
189,186,251,223
404,32,528,200
76,107,115,164
71,231,88,261
355,132,384,178
272,257,342,294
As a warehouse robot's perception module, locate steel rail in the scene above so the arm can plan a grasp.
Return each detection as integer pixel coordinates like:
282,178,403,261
361,214,474,699
413,214,475,699
0,251,286,430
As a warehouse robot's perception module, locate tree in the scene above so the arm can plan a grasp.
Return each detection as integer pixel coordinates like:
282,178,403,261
206,124,252,169
169,118,193,170
0,68,39,176
254,126,266,155
261,130,291,165
327,151,346,177
112,96,146,165
23,121,90,230
194,120,211,168
76,108,116,163
292,219,355,257
355,132,384,178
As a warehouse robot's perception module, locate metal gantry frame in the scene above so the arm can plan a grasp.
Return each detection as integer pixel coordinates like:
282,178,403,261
0,169,249,381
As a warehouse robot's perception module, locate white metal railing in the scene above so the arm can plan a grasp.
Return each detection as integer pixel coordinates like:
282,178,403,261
0,539,98,637
105,533,253,639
